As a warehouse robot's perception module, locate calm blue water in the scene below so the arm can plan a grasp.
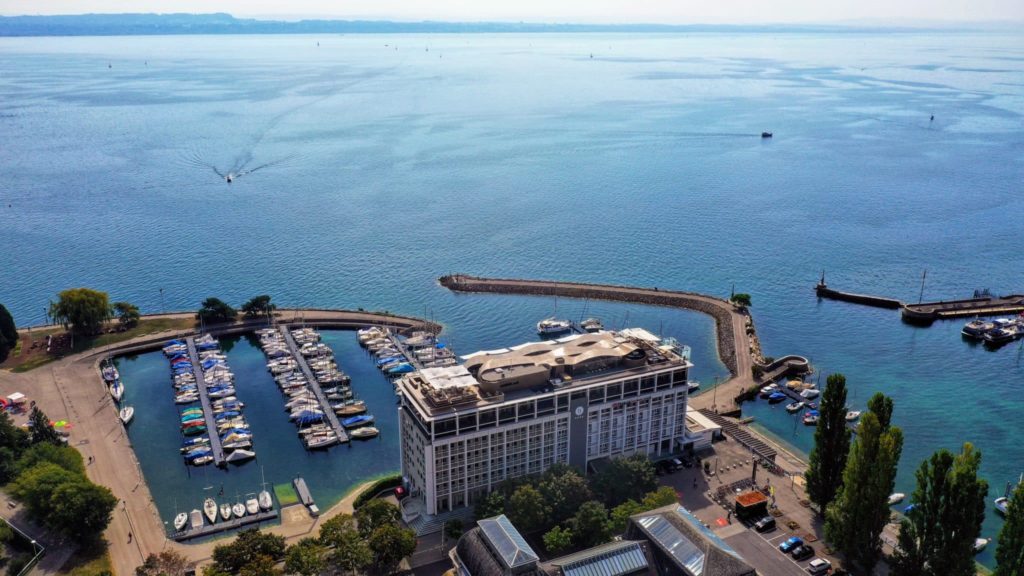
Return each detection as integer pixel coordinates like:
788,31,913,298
2,32,1023,559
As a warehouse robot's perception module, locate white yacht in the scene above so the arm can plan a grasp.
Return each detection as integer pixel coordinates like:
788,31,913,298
536,317,572,335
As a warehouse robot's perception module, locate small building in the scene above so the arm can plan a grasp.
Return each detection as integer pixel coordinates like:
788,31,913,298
626,504,756,576
452,514,542,576
681,407,722,451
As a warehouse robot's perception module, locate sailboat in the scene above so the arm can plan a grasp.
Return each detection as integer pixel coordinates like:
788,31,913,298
258,466,273,511
119,406,134,424
174,512,188,531
245,494,259,515
203,497,218,524
219,502,232,521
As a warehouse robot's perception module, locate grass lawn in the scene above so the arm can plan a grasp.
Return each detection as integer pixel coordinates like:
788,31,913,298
57,549,112,576
274,483,299,507
3,317,196,373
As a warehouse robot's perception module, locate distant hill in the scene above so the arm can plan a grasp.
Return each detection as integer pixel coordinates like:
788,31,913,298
0,13,977,36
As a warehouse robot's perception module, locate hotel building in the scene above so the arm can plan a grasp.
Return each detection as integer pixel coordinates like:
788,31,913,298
398,328,708,516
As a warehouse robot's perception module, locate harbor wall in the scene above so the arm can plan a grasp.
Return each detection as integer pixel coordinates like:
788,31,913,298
814,283,903,309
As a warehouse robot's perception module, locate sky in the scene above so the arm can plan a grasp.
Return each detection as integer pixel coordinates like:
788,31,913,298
1,0,1021,23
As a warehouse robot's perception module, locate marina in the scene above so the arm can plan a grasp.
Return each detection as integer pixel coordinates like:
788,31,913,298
183,336,226,467
279,326,349,444
171,508,279,542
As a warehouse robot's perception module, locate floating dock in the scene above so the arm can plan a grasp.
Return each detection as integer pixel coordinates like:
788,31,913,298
171,509,279,542
280,326,348,443
292,476,319,516
186,337,226,467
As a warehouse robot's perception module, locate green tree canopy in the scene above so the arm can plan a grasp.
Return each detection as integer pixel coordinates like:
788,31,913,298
368,524,416,574
995,480,1024,576
543,525,574,555
474,490,506,519
210,529,286,574
608,500,644,534
892,443,988,576
730,293,752,307
0,303,17,347
355,499,402,538
508,485,550,535
538,464,593,524
570,501,611,548
136,551,191,576
326,525,372,574
112,301,140,328
48,479,118,545
868,392,894,430
238,555,282,576
592,454,658,507
16,442,84,476
28,405,62,446
197,297,237,324
241,295,276,318
284,538,326,576
641,486,679,510
49,287,111,335
805,373,852,514
825,399,904,575
8,462,79,515
0,411,29,483
319,513,357,546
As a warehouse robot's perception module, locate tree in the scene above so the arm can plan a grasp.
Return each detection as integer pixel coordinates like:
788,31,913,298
112,301,140,328
570,501,611,548
475,490,506,519
326,526,372,574
48,479,118,544
8,463,78,516
197,297,237,324
641,486,679,510
868,392,894,430
319,513,358,546
892,443,987,576
608,500,644,534
825,401,904,575
543,526,574,555
508,485,550,534
49,288,111,336
136,550,191,576
0,412,29,483
27,406,61,446
284,538,326,576
16,442,84,476
238,555,282,576
444,519,464,541
592,454,657,507
210,529,286,574
0,303,16,349
730,293,752,308
995,481,1024,576
354,499,401,538
538,464,593,524
241,295,276,319
805,373,852,514
368,524,416,575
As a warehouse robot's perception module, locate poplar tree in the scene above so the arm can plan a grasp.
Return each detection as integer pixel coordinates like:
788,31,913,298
805,373,851,514
892,443,987,576
825,394,903,575
995,481,1024,576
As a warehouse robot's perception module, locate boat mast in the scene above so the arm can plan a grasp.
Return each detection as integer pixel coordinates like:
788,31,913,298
918,269,928,304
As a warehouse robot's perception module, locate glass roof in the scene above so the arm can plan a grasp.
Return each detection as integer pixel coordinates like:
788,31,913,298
561,542,649,576
637,514,705,576
478,515,539,569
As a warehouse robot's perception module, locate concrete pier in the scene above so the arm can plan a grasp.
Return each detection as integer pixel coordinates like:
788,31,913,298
280,326,348,443
171,509,279,542
185,337,226,467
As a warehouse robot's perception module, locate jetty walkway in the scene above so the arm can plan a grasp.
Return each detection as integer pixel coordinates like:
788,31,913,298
186,336,226,466
280,326,348,443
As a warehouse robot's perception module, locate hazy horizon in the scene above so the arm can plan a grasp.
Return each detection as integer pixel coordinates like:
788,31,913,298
1,0,1022,25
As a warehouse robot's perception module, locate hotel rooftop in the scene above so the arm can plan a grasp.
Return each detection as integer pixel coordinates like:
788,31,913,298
397,328,691,417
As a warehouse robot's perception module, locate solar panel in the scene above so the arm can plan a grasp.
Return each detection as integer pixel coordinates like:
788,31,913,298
478,515,539,569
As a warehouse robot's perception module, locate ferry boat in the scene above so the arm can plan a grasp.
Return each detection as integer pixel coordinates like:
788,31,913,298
537,317,572,335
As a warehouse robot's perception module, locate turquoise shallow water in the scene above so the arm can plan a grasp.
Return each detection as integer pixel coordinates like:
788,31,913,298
2,32,1023,561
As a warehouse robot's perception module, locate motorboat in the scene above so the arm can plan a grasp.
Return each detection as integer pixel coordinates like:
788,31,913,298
182,425,207,436
687,381,701,394
785,401,805,413
984,322,1022,346
174,512,188,531
233,502,246,518
222,439,253,450
336,403,367,416
189,509,203,530
226,449,256,464
350,426,379,440
119,406,134,424
761,131,773,138
342,414,375,428
386,363,415,375
203,498,218,524
109,380,124,402
759,384,778,399
846,411,862,422
962,318,995,339
799,388,820,399
219,503,232,521
768,392,787,404
974,538,990,553
581,318,604,332
995,496,1009,515
888,493,906,505
537,317,572,335
192,455,213,466
101,362,119,382
246,496,259,515
803,410,820,426
305,435,339,449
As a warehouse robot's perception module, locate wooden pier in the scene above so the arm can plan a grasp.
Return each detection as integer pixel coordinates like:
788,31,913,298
170,509,278,542
279,326,348,443
293,476,320,516
386,331,422,371
186,337,226,467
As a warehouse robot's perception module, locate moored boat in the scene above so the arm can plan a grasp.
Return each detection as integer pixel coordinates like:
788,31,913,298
259,490,273,511
226,449,256,464
189,509,203,530
888,493,906,505
350,426,379,440
802,410,819,426
219,503,232,521
119,406,134,424
974,538,990,553
785,401,805,413
233,502,246,518
174,512,188,531
203,498,218,524
995,496,1009,515
246,496,259,515
342,414,375,428
537,317,572,335
768,392,787,404
845,411,861,422
580,318,604,332
109,380,124,402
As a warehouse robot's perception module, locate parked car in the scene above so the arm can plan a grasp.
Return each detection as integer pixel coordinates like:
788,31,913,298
753,516,776,532
807,558,832,574
669,458,683,470
791,544,815,561
680,456,694,468
779,536,804,553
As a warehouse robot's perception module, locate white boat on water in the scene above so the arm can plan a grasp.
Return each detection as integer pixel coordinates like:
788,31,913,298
974,538,990,553
233,502,246,518
537,317,572,335
226,449,256,464
888,493,906,505
350,426,379,440
109,380,124,402
259,490,272,511
189,509,203,530
846,411,861,422
799,388,820,399
174,512,188,531
786,401,805,413
580,318,604,332
119,406,134,424
246,496,259,515
995,496,1009,515
219,503,232,521
203,498,218,524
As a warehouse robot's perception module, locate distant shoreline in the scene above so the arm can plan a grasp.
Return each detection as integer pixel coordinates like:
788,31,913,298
0,13,1015,37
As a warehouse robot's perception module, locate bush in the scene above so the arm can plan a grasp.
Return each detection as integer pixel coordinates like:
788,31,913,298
353,474,403,509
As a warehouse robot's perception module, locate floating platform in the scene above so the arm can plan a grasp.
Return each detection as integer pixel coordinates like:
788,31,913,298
293,476,319,516
171,509,278,542
186,337,226,467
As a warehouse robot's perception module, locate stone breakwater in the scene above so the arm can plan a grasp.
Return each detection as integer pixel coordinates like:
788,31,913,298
440,274,748,376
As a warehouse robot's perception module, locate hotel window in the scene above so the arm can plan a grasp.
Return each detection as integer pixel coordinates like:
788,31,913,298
641,376,655,392
623,379,639,397
479,409,497,429
589,387,604,405
457,413,477,433
537,396,555,415
557,395,569,411
606,383,622,399
518,402,536,420
435,418,456,438
499,406,516,424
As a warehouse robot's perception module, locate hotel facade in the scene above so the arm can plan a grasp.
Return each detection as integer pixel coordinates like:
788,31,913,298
397,328,705,515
